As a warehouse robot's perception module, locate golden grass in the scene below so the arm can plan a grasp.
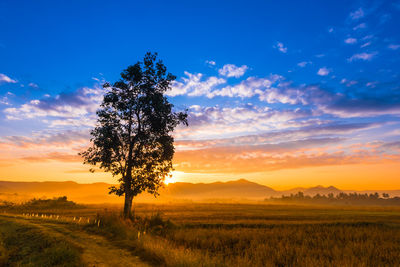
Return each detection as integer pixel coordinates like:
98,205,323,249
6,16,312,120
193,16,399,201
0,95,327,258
166,223,400,266
87,204,400,266
3,202,400,266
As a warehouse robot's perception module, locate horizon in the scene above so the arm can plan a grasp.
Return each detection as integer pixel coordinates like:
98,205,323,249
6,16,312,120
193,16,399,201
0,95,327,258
0,0,399,190
1,178,400,192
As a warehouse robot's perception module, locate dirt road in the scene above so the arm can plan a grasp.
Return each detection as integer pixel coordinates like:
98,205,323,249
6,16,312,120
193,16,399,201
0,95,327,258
1,215,150,267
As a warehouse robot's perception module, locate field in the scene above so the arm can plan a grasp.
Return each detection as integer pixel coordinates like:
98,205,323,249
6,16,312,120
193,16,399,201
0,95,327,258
1,203,400,266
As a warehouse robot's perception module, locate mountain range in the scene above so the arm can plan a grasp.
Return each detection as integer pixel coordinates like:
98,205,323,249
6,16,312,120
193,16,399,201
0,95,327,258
0,179,398,204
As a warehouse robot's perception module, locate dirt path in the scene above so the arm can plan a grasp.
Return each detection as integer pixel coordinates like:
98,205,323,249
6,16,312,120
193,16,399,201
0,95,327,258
3,216,150,267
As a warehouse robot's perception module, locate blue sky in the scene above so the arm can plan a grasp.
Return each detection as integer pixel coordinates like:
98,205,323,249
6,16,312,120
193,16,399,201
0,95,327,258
0,0,399,188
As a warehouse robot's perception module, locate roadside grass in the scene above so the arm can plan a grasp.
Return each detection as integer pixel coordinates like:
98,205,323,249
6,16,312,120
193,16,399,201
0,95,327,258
0,239,8,266
0,216,83,267
84,212,220,267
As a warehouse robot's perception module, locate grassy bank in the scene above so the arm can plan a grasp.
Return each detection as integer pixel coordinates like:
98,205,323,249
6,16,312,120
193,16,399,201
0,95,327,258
0,216,83,267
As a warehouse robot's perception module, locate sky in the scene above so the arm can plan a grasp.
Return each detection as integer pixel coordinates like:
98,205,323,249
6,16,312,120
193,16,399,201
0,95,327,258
0,0,399,190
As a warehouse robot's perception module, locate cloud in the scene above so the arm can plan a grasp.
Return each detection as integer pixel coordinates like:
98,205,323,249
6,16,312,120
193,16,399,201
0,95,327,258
4,86,105,124
1,111,393,171
277,82,400,118
319,100,400,118
206,75,307,105
340,79,358,87
167,72,226,97
21,152,81,163
5,130,397,170
317,67,330,76
169,68,400,122
366,81,378,88
205,60,216,66
257,82,307,105
218,64,248,78
173,138,399,173
0,96,10,105
208,75,281,99
347,52,377,62
362,35,373,41
0,129,91,164
169,72,303,104
360,42,371,48
274,42,287,53
175,121,380,150
388,44,400,50
170,67,400,120
28,82,39,88
314,88,400,118
172,72,400,117
297,61,312,67
0,73,17,84
0,130,90,148
353,23,366,30
175,104,312,140
0,91,15,105
349,8,365,20
344,38,357,44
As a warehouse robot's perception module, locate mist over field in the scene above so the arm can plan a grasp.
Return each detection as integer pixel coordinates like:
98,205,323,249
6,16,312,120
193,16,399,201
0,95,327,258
2,179,400,204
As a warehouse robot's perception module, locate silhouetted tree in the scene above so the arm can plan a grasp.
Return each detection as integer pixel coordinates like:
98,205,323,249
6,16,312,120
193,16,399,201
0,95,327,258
80,52,188,218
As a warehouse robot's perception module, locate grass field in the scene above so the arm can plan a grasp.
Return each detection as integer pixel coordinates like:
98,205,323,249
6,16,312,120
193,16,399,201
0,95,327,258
1,203,400,266
0,216,83,266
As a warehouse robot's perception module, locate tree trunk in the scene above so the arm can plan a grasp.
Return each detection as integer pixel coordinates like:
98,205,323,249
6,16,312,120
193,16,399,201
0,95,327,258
123,192,133,218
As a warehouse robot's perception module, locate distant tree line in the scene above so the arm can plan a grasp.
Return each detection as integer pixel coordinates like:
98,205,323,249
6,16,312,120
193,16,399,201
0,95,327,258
267,192,400,206
0,196,82,210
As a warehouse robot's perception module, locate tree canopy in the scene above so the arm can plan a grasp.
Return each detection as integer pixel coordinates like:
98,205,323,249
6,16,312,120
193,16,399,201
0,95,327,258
80,52,188,217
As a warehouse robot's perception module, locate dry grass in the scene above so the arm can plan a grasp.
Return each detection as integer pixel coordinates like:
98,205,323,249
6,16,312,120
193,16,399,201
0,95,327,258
3,202,400,266
0,216,83,266
166,223,400,266
83,203,400,266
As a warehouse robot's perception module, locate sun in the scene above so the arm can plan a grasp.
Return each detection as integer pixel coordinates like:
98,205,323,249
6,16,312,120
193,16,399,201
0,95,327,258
164,171,183,185
164,175,175,185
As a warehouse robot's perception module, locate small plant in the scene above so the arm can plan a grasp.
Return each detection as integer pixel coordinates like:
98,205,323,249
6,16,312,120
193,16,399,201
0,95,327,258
85,212,137,240
0,241,9,266
144,212,175,236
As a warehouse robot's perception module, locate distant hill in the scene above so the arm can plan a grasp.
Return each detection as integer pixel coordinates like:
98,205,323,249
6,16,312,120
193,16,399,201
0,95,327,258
0,179,399,203
304,185,341,196
164,179,277,200
0,179,278,203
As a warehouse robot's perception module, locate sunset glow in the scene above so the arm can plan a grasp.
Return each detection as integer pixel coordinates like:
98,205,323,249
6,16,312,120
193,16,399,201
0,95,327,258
0,1,399,191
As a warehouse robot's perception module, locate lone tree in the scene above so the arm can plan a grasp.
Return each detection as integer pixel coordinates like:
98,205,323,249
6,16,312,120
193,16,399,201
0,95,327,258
80,52,188,218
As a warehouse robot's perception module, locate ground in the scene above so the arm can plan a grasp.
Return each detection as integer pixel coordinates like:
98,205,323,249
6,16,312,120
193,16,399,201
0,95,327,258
1,203,400,266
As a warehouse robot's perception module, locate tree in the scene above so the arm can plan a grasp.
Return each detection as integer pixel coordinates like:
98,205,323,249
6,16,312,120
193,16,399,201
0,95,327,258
80,52,188,218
